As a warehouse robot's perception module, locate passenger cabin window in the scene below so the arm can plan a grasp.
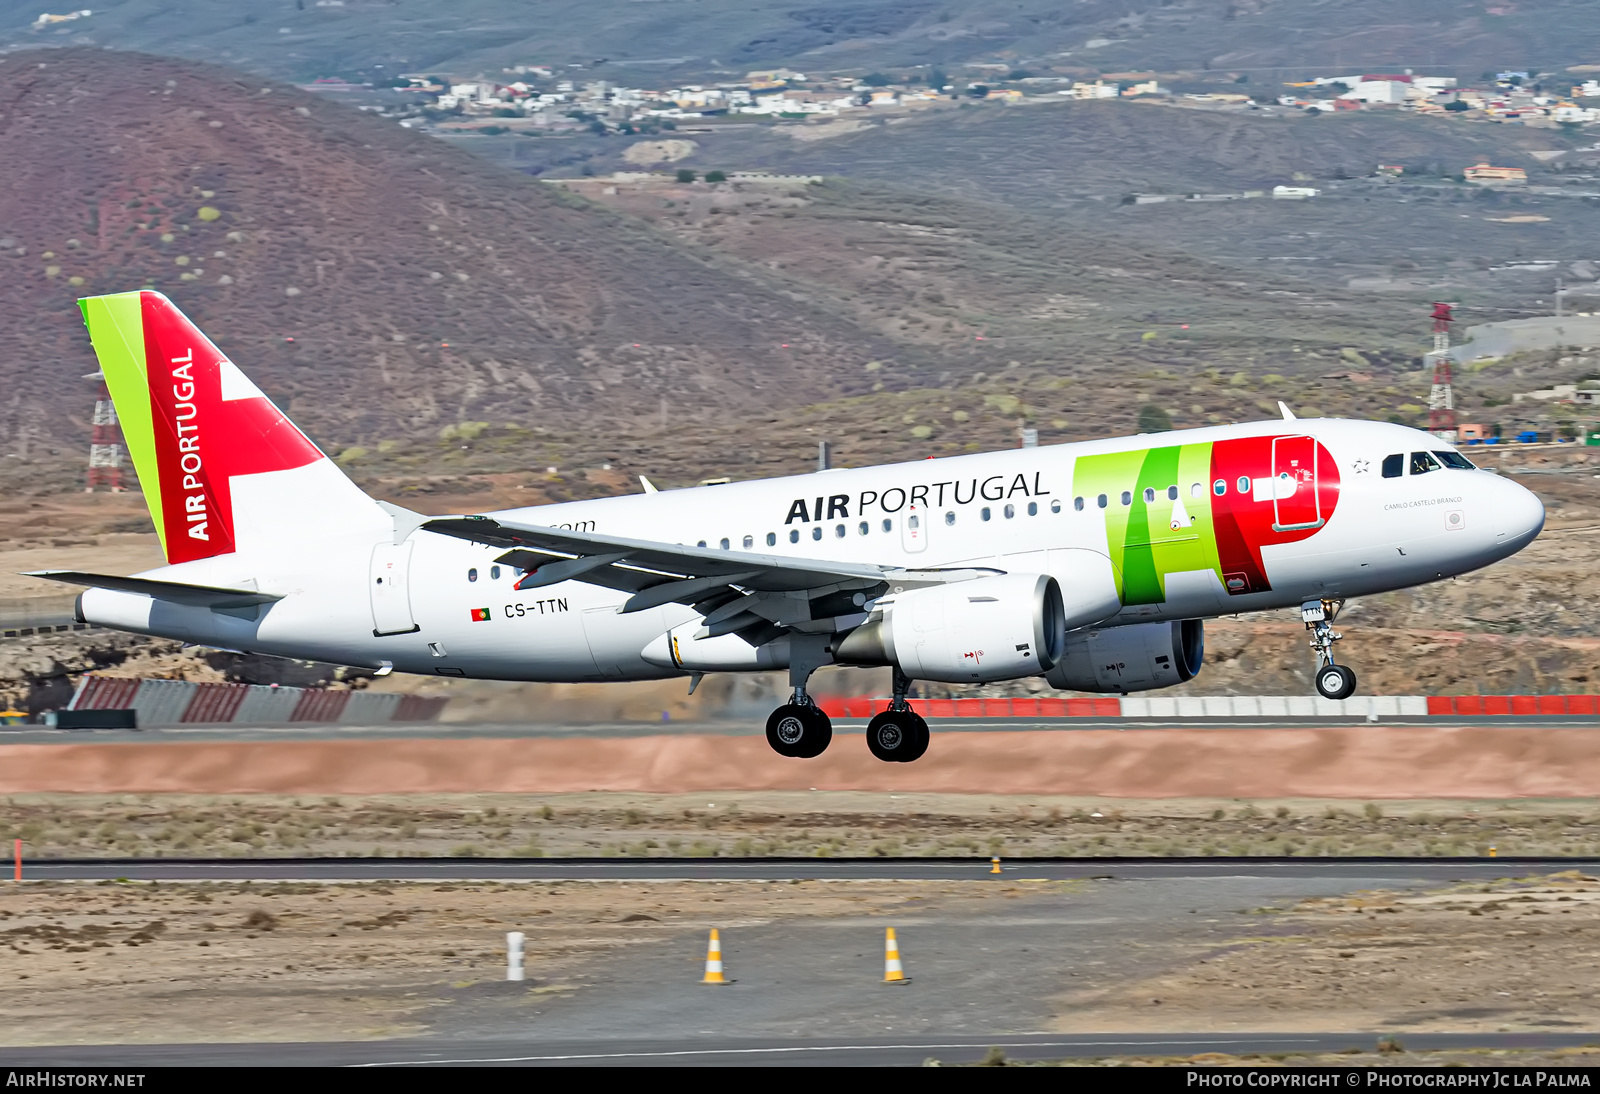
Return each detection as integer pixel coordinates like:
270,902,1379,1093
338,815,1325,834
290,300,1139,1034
467,567,478,583
1410,451,1442,475
697,540,707,548
835,523,846,537
1051,499,1062,514
1143,487,1156,503
1382,454,1404,478
788,529,799,544
766,532,777,547
1166,486,1178,501
1097,494,1108,508
882,518,893,532
1027,501,1038,516
1434,450,1475,470
1213,480,1227,496
1074,496,1085,511
1237,476,1250,494
981,507,992,521
1120,491,1132,506
743,535,754,549
720,538,730,550
490,565,501,580
908,515,920,530
811,526,822,541
944,511,956,525
1003,504,1015,519
859,521,870,535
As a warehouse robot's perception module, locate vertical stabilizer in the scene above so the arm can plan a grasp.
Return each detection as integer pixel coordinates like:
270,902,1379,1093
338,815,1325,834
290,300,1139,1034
79,291,383,564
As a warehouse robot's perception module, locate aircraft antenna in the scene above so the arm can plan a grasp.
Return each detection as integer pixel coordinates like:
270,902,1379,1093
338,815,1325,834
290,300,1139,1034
84,371,125,493
1426,302,1457,442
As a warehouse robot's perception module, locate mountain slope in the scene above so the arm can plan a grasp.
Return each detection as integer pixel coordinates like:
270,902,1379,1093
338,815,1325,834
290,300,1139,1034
0,48,924,456
7,1,1599,84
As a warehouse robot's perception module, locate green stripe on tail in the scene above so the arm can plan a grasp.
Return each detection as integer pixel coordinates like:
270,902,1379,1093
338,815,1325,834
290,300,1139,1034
79,292,167,556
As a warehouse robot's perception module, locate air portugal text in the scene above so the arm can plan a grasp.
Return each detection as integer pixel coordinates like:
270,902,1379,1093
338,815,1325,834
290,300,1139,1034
169,349,211,544
785,472,1049,524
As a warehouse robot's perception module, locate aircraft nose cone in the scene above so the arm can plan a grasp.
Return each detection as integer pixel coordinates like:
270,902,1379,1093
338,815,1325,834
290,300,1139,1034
1493,475,1545,548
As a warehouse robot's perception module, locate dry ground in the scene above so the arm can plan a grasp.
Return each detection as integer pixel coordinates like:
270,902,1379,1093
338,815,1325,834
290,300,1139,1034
7,793,1600,859
0,876,1049,1046
1051,871,1600,1037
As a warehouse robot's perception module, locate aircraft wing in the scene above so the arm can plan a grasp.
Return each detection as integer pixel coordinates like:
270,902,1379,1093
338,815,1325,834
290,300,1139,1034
421,516,899,620
25,571,284,609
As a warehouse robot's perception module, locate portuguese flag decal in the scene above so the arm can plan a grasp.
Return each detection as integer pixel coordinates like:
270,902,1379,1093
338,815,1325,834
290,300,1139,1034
470,608,492,622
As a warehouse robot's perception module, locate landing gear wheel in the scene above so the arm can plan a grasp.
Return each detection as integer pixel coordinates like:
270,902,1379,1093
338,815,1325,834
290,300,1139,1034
865,709,930,763
1315,664,1357,701
765,703,833,758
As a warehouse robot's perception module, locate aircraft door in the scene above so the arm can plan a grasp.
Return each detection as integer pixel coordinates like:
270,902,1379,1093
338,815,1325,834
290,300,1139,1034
369,541,419,636
901,503,929,553
1270,435,1325,532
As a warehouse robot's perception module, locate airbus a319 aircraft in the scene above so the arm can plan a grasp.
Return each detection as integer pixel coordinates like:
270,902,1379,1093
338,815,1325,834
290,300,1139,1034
37,292,1545,762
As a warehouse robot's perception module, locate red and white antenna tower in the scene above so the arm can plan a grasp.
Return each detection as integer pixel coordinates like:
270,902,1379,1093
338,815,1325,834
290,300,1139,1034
84,371,124,492
1426,302,1457,442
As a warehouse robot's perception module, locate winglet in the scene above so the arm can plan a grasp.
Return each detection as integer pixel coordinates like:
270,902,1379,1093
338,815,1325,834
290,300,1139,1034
1278,401,1298,421
640,476,659,494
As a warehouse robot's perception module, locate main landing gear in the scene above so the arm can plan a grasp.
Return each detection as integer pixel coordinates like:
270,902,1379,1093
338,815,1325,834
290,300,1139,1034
766,635,834,759
1304,598,1358,700
765,699,832,758
866,668,928,763
762,655,931,762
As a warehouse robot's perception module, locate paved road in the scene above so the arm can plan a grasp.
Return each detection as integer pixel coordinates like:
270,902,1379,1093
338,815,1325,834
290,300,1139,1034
4,1032,1597,1067
20,855,1599,883
0,714,1592,745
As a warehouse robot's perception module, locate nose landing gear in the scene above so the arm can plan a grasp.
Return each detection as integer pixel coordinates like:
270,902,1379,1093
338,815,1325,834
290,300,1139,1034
1304,598,1358,700
866,668,929,763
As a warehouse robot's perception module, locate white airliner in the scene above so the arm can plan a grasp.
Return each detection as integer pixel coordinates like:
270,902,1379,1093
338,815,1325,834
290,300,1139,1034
36,292,1545,761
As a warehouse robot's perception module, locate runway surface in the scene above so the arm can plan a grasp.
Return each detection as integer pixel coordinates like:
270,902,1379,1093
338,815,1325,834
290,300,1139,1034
18,855,1600,883
0,714,1593,745
4,1032,1598,1067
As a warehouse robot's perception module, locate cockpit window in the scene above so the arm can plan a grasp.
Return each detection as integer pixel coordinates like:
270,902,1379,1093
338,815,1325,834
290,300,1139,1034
1434,450,1475,470
1381,454,1403,478
1410,451,1442,475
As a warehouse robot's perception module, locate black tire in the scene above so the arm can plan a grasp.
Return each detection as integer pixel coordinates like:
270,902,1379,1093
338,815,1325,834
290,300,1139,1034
1335,665,1358,700
901,714,930,762
865,710,930,762
766,704,832,758
1315,665,1356,701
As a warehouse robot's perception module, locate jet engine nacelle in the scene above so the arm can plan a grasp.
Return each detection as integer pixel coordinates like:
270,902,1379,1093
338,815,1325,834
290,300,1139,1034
1043,619,1204,694
838,572,1067,683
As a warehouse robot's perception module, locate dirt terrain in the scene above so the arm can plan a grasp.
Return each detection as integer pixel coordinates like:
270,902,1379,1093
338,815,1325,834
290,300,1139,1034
5,793,1600,860
1053,871,1600,1036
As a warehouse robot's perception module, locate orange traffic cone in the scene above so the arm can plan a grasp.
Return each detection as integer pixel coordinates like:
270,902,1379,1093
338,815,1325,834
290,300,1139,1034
990,856,1002,874
701,928,729,984
883,928,910,984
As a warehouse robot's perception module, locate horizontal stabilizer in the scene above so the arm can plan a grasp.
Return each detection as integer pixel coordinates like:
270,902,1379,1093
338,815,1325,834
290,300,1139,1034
24,571,284,609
